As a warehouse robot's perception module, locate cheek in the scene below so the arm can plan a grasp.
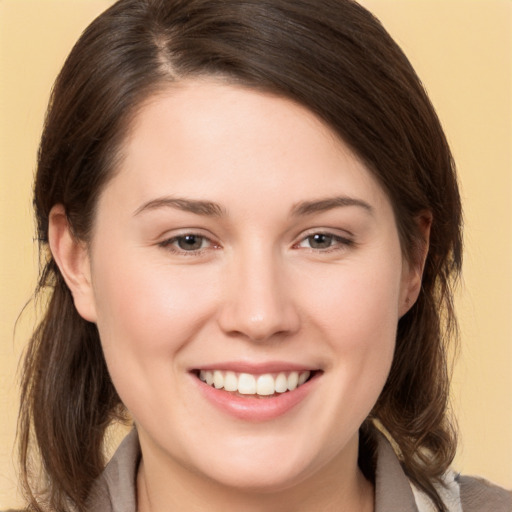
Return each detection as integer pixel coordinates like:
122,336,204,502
327,274,398,379
301,259,401,406
90,248,220,368
305,261,403,344
305,269,399,441
89,252,223,425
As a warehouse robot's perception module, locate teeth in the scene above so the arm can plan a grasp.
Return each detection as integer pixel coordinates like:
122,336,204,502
224,371,238,392
275,373,288,393
256,374,275,396
213,370,224,389
287,372,299,391
238,373,256,394
198,370,311,396
298,371,309,386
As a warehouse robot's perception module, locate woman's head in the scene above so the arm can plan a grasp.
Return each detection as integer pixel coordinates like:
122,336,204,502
23,0,461,510
50,79,418,505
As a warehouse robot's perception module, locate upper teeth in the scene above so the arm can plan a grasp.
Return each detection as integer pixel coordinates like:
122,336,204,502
198,370,311,396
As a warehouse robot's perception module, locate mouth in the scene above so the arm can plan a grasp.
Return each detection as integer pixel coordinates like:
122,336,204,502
192,369,318,398
191,365,321,421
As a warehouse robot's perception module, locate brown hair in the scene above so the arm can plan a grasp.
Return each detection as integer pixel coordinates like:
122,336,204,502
19,0,462,510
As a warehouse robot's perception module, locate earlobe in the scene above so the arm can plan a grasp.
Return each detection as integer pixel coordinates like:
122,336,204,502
399,211,432,317
48,205,97,322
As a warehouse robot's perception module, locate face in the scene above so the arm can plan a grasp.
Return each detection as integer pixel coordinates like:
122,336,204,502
57,80,422,495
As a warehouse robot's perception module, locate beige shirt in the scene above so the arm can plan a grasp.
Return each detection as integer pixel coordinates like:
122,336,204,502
86,429,511,512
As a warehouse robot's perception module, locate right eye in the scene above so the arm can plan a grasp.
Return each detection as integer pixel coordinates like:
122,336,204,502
159,233,217,254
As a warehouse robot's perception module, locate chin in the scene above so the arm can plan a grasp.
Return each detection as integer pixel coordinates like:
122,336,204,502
198,458,311,494
179,431,339,495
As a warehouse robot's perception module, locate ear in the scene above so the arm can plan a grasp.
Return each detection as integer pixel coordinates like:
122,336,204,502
399,211,432,317
48,204,97,322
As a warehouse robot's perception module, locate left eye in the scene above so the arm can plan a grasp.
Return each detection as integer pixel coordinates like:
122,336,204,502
297,233,350,250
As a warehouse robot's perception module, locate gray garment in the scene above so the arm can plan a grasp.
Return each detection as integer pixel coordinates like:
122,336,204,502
86,429,511,512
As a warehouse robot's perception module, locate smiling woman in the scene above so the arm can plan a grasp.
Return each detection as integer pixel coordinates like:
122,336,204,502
52,85,411,506
8,1,511,512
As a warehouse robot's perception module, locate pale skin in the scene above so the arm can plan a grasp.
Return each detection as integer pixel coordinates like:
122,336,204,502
49,79,429,512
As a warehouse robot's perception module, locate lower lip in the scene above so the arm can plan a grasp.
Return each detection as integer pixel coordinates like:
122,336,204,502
193,374,318,422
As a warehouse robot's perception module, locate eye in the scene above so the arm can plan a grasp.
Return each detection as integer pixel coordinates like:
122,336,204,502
296,232,353,251
175,234,207,251
159,233,216,253
303,233,335,249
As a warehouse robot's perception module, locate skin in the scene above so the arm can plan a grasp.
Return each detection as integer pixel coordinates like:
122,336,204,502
50,80,426,511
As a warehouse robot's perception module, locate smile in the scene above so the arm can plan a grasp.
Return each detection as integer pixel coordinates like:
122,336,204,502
198,370,311,396
192,364,321,421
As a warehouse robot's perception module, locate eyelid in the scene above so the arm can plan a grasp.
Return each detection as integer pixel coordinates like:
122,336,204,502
296,226,355,241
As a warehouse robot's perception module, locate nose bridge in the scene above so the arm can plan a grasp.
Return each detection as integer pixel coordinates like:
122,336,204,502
218,242,299,341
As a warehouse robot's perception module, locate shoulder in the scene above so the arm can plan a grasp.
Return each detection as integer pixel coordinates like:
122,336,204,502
457,474,511,512
411,471,511,512
373,430,511,512
86,428,140,512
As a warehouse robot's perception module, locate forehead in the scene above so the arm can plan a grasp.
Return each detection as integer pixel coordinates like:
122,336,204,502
102,79,392,219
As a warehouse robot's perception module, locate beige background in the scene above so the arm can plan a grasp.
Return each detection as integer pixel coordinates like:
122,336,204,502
1,0,511,508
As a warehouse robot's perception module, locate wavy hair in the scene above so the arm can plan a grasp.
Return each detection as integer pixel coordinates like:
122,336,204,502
19,1,462,510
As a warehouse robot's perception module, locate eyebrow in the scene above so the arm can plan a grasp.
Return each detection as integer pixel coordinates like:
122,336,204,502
291,196,374,216
133,195,373,218
133,197,225,217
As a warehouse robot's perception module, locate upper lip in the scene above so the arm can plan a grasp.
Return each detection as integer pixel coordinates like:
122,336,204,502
191,361,320,374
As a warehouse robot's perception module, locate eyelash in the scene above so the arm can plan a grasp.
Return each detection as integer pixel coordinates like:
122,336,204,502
158,230,354,256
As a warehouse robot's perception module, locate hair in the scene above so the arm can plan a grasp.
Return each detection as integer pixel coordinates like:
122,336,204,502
19,0,462,510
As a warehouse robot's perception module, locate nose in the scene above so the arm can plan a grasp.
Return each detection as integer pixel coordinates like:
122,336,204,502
217,247,300,343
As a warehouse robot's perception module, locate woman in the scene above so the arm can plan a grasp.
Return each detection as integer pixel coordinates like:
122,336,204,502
16,0,511,511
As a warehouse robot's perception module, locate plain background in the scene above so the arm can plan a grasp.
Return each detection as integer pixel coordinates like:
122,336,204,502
1,0,511,508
